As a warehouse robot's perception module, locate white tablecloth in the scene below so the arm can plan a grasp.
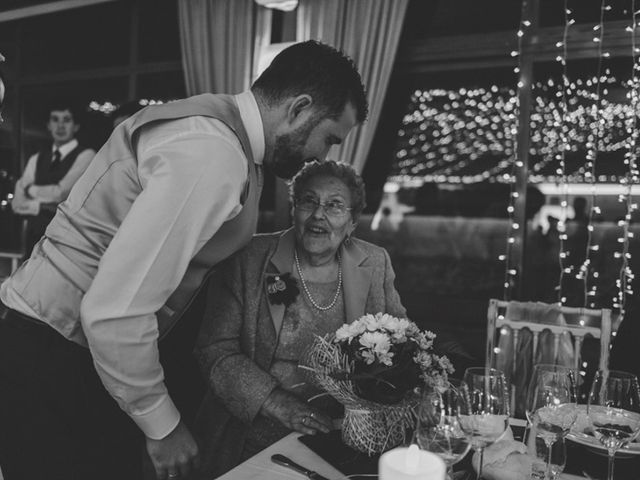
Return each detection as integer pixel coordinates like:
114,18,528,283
217,431,586,480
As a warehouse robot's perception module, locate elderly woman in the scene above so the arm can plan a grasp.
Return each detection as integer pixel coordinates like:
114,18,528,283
194,160,407,477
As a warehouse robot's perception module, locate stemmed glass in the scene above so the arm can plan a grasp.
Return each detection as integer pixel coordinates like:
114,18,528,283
587,369,640,480
525,364,577,479
529,432,567,480
415,380,472,480
459,368,510,480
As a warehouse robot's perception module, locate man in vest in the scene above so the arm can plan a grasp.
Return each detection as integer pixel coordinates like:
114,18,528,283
11,101,96,257
0,41,367,480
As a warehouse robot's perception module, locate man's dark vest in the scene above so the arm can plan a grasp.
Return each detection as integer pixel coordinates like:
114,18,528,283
28,144,86,236
34,143,84,186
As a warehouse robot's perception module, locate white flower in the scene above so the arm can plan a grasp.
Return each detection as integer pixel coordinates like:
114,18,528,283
363,314,380,331
378,351,395,366
379,313,400,332
361,350,376,365
360,331,391,352
335,324,353,342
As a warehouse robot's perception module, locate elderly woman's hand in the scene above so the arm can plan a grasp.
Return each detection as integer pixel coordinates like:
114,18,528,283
260,388,333,435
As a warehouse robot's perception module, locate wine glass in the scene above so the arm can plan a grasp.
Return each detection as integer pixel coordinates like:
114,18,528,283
587,369,640,480
525,364,577,479
529,431,566,480
415,381,472,480
459,367,510,480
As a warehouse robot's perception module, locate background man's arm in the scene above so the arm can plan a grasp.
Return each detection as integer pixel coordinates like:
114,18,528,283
26,148,96,203
11,154,40,215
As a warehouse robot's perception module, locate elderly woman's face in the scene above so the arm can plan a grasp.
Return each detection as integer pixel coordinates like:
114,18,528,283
294,174,355,258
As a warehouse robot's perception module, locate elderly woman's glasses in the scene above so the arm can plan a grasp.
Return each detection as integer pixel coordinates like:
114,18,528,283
295,195,352,217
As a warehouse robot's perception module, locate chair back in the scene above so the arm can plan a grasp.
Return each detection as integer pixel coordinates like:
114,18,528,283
486,299,612,415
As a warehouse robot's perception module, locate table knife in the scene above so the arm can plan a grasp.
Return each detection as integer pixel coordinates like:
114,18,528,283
271,454,331,480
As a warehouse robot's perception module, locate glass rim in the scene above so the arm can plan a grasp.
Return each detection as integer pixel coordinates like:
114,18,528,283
595,369,639,379
463,367,505,377
532,363,576,371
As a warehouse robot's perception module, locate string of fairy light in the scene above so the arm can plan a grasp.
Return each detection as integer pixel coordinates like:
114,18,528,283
578,0,607,308
615,0,640,320
556,0,573,306
500,0,532,300
391,2,640,315
392,77,637,184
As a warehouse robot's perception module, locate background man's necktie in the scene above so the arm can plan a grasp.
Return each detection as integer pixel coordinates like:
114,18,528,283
52,149,61,163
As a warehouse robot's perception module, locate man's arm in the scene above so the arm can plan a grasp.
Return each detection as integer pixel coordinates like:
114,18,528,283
26,148,95,203
79,120,248,476
80,130,247,435
11,154,40,215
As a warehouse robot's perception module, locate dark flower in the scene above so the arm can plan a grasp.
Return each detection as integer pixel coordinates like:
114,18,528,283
266,272,300,307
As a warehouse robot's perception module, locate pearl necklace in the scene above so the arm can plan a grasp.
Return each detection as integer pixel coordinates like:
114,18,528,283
294,249,342,311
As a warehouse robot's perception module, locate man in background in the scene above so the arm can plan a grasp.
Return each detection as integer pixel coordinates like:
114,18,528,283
11,101,95,256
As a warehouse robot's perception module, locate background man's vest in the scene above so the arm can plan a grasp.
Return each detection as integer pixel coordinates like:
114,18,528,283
25,144,87,253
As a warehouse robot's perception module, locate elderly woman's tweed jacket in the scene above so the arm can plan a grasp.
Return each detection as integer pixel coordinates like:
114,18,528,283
193,228,406,478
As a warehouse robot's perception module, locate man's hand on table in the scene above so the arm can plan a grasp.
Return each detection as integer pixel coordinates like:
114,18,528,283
261,388,333,436
146,420,200,479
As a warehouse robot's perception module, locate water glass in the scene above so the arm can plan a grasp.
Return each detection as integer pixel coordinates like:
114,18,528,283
529,433,566,480
415,381,471,480
459,367,510,480
587,369,640,480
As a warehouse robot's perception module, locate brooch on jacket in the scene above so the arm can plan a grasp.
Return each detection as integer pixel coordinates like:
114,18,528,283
266,272,300,307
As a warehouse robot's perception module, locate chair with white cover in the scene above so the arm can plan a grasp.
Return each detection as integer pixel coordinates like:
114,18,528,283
485,298,612,416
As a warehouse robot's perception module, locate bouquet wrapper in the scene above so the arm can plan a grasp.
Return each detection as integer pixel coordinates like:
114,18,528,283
341,399,416,456
301,336,417,456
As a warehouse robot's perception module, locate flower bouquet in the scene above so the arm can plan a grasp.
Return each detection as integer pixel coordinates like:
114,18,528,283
301,313,453,456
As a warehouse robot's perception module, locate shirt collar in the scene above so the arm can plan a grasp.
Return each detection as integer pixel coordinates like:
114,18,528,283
52,138,78,158
234,91,264,166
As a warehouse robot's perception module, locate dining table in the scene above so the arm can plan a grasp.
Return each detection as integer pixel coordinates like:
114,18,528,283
217,430,589,480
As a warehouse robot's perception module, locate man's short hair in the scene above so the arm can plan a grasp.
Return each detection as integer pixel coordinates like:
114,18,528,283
47,100,82,124
252,40,368,123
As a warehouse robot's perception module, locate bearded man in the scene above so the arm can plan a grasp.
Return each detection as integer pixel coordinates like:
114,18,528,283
0,40,367,480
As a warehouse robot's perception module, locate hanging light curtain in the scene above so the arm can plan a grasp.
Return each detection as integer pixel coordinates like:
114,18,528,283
178,0,272,95
297,0,409,172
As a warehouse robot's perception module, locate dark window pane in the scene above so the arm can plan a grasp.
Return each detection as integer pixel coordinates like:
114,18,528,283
136,70,186,101
389,67,517,218
138,0,181,62
524,57,640,310
540,0,633,27
1,0,60,11
529,57,636,187
403,0,520,40
20,2,131,75
21,77,129,154
0,85,19,250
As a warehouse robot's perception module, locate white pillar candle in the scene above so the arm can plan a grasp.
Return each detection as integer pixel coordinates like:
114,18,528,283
379,445,446,480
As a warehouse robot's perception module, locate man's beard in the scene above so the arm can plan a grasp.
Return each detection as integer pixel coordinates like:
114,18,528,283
270,117,320,179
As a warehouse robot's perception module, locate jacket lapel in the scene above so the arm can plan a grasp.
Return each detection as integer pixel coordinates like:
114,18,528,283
265,229,296,336
341,240,373,324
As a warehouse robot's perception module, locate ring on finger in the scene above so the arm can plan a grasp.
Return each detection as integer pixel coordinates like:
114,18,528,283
168,473,179,479
310,412,315,419
302,416,308,425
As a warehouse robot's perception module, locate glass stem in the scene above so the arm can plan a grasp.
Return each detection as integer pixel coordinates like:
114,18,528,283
446,465,454,480
522,421,530,445
545,439,554,480
607,449,616,480
477,447,484,480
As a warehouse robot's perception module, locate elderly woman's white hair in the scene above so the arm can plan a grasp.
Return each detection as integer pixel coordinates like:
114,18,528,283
289,159,367,220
